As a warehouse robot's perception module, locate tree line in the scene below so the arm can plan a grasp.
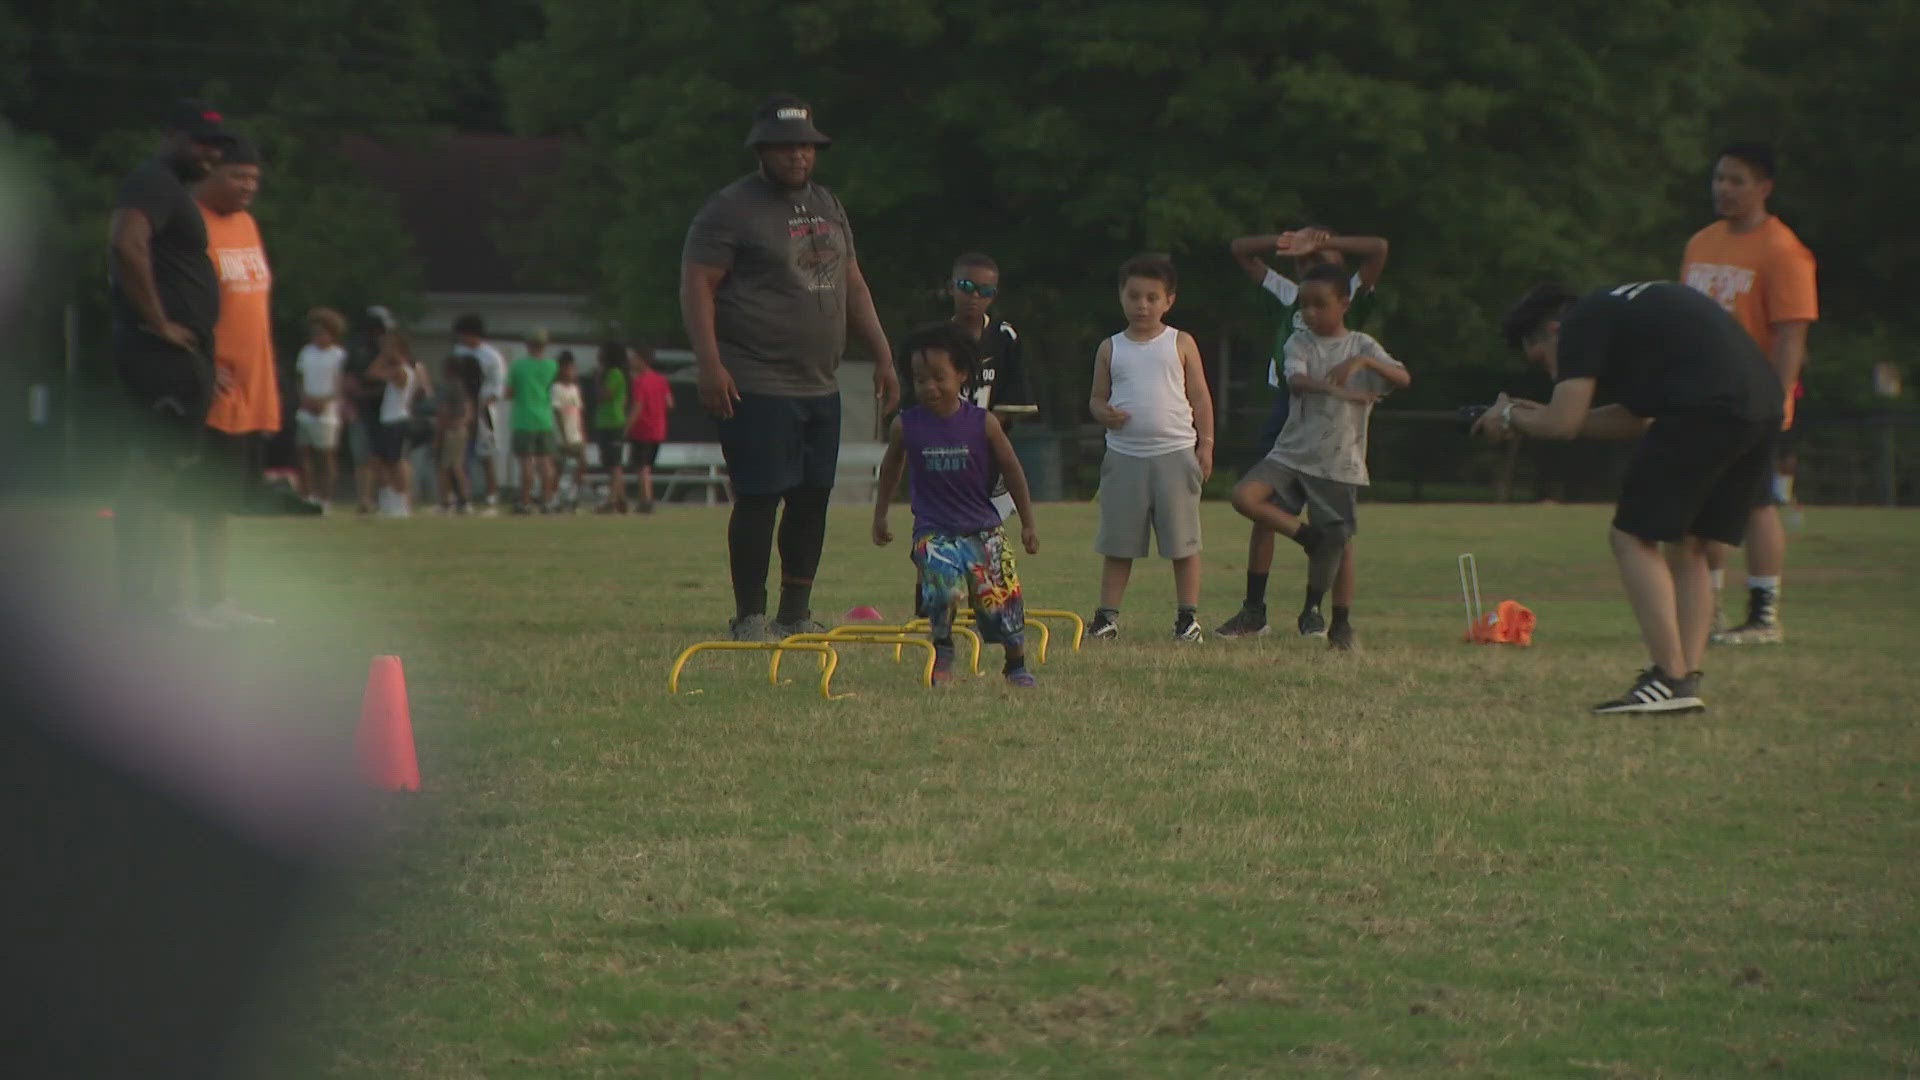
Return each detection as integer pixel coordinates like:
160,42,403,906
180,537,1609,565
4,0,1912,426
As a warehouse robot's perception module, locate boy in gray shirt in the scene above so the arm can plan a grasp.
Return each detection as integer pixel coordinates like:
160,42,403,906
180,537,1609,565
1228,264,1409,649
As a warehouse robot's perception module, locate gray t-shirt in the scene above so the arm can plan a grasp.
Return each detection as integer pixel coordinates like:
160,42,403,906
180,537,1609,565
682,173,857,397
1267,329,1403,486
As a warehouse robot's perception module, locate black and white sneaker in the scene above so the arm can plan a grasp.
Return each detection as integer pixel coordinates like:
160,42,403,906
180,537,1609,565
1087,609,1119,641
1591,667,1705,714
1172,616,1204,643
1712,587,1783,644
1297,607,1328,638
1214,605,1270,638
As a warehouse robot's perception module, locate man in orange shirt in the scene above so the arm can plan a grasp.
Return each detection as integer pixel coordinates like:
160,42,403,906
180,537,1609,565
1680,143,1817,644
191,138,277,627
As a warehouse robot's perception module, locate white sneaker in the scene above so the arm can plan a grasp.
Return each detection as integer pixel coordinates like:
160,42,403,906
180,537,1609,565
205,600,275,627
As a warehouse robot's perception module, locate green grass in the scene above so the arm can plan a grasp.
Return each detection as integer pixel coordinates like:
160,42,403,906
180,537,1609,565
93,501,1920,1076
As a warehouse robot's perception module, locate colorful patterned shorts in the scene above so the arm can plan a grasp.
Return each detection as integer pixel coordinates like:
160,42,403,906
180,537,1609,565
912,528,1025,647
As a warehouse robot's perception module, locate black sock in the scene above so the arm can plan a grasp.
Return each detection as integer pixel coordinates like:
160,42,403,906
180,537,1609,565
1331,605,1351,628
1096,606,1119,620
776,582,813,624
727,493,780,620
1303,586,1325,614
1244,571,1269,608
1002,649,1025,673
1175,605,1197,630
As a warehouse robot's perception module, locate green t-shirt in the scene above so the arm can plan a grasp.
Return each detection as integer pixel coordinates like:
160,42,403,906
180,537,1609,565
594,367,628,431
1263,269,1379,387
508,355,559,432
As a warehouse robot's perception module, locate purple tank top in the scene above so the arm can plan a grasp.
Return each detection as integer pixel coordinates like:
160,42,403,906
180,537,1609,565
903,402,1001,536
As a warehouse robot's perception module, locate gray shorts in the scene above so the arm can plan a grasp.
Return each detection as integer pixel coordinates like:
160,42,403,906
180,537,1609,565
1241,457,1359,536
1095,448,1203,560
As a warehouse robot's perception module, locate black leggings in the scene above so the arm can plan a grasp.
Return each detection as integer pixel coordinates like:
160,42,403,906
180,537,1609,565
728,486,832,618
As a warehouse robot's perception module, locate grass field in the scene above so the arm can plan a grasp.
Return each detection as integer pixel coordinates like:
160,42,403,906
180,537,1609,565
65,500,1919,1076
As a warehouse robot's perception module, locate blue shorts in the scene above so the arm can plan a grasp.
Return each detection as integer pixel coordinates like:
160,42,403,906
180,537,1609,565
716,392,840,496
912,528,1025,647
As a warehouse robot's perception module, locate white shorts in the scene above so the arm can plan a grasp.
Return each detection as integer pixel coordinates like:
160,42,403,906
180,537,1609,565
295,410,340,450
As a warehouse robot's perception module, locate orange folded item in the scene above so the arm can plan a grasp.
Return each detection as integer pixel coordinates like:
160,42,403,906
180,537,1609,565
1466,600,1535,646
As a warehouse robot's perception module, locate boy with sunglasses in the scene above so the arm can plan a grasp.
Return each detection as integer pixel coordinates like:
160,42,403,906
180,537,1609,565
944,252,1036,518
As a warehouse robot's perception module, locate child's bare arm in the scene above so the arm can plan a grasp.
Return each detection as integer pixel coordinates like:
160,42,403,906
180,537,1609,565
985,413,1039,554
1285,338,1375,403
1229,234,1288,284
1178,331,1215,481
871,417,906,545
1088,338,1129,430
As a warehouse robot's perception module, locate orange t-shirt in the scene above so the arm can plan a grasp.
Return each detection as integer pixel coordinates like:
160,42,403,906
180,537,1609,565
201,206,280,434
1680,216,1817,426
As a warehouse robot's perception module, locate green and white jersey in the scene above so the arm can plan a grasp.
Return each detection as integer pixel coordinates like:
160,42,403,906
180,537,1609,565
1262,268,1378,387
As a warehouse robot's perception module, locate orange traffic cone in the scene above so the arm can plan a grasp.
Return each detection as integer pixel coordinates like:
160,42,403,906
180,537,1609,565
355,655,420,791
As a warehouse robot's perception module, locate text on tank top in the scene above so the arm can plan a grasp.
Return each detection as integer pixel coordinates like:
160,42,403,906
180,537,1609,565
903,402,1002,537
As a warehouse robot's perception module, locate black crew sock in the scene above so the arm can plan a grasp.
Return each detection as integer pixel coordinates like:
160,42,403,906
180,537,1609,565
1244,571,1269,608
1303,586,1326,614
1330,605,1351,628
1175,605,1198,631
776,582,813,624
1095,606,1119,620
1002,648,1026,674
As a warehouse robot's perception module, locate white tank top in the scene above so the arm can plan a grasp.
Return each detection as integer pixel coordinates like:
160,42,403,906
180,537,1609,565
1104,325,1195,457
380,364,417,424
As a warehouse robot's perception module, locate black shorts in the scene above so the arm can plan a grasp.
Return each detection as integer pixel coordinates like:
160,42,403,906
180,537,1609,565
594,433,626,470
627,440,660,469
172,430,255,515
372,421,410,465
715,392,840,496
114,334,215,464
1613,416,1777,545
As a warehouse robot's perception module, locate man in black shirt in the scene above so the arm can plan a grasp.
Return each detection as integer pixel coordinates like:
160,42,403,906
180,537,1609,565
107,100,237,618
1475,282,1782,714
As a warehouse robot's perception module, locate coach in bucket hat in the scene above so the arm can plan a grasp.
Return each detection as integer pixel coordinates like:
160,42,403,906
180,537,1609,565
744,93,832,149
683,91,898,643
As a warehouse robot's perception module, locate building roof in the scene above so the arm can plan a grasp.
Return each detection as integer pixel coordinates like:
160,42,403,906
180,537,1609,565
342,133,574,295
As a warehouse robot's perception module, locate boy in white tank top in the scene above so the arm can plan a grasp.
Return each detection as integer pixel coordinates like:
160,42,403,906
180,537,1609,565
1087,255,1216,641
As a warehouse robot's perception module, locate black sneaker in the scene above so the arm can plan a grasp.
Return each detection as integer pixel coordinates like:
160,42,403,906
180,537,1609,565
1712,587,1782,644
771,614,829,638
1591,667,1705,714
1296,607,1327,638
1088,610,1119,640
1214,604,1270,638
729,614,772,642
1327,621,1355,651
1173,616,1204,642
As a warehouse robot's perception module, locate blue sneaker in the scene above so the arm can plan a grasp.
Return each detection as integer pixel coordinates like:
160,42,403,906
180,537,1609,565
1005,667,1037,688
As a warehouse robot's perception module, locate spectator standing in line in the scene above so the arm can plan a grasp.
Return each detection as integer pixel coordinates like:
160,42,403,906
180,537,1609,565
452,313,507,514
293,307,347,507
505,328,558,513
550,350,587,511
625,343,674,513
591,341,631,513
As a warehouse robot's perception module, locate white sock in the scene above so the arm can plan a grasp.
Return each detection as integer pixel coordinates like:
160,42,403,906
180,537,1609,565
1747,575,1780,594
1710,569,1726,592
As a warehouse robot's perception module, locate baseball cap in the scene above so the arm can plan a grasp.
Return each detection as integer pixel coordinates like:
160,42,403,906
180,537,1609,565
165,99,237,144
744,94,831,150
218,137,261,166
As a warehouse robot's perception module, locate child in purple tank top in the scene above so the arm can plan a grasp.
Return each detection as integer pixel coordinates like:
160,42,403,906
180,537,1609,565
874,325,1042,687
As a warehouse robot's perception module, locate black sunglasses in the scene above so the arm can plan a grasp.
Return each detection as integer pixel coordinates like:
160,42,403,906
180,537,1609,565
954,278,999,299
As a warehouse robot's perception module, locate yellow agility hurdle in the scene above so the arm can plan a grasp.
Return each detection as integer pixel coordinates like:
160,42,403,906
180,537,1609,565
1025,609,1086,652
668,640,844,700
904,615,1051,665
770,632,939,690
825,623,982,675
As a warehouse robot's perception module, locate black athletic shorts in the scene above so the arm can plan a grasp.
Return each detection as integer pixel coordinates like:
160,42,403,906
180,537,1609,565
626,440,660,469
173,430,253,516
372,421,410,465
1613,415,1778,545
715,391,840,497
594,432,626,470
114,333,215,464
